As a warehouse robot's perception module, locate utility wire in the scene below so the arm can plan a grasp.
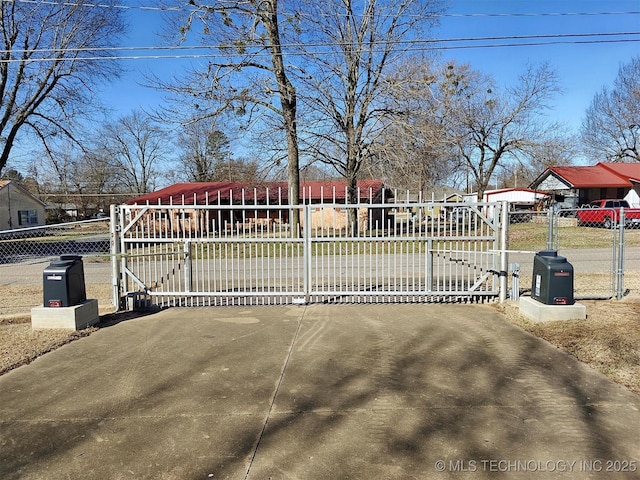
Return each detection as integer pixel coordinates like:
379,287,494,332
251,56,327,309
3,31,639,55
2,32,639,62
2,0,639,19
0,0,180,11
6,39,638,62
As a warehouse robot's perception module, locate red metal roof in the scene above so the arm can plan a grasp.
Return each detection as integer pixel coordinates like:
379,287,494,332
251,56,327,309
127,180,386,205
299,180,385,201
126,182,260,205
544,163,640,188
600,162,640,183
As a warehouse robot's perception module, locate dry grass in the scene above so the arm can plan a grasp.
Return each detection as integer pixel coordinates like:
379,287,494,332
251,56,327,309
0,283,113,376
495,297,640,395
0,317,96,376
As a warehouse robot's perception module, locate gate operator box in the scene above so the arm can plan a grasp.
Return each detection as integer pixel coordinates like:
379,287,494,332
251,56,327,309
531,250,574,305
43,255,87,307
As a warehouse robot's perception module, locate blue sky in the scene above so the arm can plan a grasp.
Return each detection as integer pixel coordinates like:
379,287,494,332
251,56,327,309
435,0,640,131
101,0,639,135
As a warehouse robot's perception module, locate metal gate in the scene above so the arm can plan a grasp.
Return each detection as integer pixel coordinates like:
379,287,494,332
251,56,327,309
111,197,506,308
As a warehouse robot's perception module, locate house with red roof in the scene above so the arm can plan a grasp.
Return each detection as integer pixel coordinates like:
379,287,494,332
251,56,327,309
127,180,388,206
126,180,392,234
529,163,640,208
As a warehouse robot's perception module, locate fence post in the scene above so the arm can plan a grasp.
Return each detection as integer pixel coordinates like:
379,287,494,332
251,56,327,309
110,204,121,311
617,209,625,300
426,238,433,294
499,201,509,303
304,205,312,304
547,208,554,251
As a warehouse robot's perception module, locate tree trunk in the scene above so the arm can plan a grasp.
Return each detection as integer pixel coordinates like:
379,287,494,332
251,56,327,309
347,173,359,235
264,0,300,236
285,108,300,235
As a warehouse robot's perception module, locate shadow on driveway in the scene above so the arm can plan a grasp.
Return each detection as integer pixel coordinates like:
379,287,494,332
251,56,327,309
0,304,638,479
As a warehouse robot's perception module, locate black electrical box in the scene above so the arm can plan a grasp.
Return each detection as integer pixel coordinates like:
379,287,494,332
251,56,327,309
531,250,574,305
43,255,87,307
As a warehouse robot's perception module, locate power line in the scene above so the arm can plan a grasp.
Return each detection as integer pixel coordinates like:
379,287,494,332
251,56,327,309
2,32,639,62
440,11,640,19
2,0,640,19
4,31,639,54
0,0,181,11
438,37,639,50
6,39,637,62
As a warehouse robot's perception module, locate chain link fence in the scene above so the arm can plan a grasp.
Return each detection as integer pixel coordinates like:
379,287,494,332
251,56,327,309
507,208,640,300
2,206,638,318
0,219,113,318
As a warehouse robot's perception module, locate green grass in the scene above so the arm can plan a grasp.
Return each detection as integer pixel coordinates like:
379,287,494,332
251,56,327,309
125,237,497,261
188,240,444,260
508,222,640,250
507,223,550,251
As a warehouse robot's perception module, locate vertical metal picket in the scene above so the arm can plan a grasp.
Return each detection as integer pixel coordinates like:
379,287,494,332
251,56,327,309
617,209,626,300
114,190,502,307
110,204,121,311
499,201,509,303
547,208,555,251
184,241,192,294
304,205,312,304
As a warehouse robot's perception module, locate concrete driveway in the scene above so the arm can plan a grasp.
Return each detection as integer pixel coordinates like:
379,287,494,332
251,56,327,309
0,304,639,479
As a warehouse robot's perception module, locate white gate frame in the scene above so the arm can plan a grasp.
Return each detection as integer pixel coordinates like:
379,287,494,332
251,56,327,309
111,197,508,309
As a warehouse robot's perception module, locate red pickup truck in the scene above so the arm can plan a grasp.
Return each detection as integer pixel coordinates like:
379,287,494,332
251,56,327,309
576,199,640,228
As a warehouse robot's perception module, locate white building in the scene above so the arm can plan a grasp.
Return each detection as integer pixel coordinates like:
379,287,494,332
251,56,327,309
0,180,47,231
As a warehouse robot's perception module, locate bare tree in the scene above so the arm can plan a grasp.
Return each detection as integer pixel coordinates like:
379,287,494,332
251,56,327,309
177,121,228,182
517,129,578,183
380,60,572,195
364,117,455,194
368,58,461,193
0,168,23,182
212,157,262,183
80,149,122,212
175,120,263,183
164,0,301,229
581,56,640,162
0,0,125,174
445,62,561,198
294,0,443,207
97,111,171,195
30,141,82,206
25,140,118,219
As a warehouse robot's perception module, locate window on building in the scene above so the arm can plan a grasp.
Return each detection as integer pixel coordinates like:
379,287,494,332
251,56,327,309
18,210,38,226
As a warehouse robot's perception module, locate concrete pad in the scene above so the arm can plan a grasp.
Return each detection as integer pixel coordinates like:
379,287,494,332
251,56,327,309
1,304,639,480
31,299,99,330
518,295,587,322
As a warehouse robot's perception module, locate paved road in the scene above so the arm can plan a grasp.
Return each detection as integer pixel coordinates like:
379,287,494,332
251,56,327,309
3,247,637,284
1,304,639,479
0,258,112,285
509,248,640,274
